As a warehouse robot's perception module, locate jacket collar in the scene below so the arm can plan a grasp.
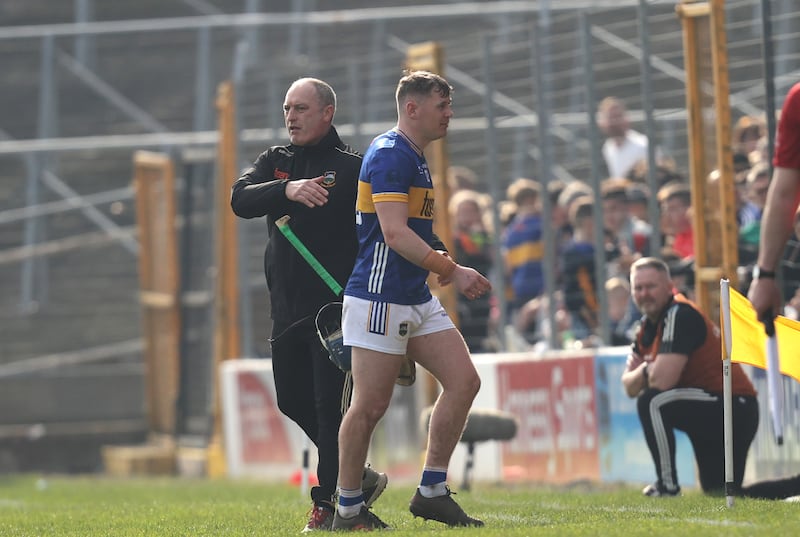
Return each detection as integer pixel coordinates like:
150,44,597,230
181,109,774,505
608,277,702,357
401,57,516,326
290,126,342,155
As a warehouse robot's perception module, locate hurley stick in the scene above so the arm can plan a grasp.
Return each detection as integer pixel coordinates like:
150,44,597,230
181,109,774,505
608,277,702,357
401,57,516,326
275,214,416,388
275,215,343,296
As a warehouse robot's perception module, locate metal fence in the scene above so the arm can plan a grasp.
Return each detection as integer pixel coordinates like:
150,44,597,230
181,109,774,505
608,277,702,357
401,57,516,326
0,0,798,456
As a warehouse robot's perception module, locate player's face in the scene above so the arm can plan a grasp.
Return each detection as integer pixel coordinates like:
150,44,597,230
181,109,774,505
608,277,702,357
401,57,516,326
630,267,674,320
283,82,333,146
417,90,453,142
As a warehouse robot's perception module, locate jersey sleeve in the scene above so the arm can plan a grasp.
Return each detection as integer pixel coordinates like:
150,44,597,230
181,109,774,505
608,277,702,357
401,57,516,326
658,303,706,355
367,144,413,204
774,83,800,169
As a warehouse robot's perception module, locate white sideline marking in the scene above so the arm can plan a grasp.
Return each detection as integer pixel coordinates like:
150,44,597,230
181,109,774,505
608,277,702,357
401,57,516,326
0,498,25,508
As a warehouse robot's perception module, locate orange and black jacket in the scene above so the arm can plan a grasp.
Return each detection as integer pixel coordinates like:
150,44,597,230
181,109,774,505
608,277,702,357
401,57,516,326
633,294,756,396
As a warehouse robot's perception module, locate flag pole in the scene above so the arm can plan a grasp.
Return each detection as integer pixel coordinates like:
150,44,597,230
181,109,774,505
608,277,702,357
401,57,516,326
720,279,735,508
764,317,784,445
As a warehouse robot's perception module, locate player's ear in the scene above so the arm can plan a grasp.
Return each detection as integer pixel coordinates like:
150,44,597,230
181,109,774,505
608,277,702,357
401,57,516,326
323,104,335,122
405,98,419,119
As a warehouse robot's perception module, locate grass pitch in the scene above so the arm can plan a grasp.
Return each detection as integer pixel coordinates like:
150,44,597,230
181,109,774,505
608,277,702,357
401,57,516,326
0,475,798,536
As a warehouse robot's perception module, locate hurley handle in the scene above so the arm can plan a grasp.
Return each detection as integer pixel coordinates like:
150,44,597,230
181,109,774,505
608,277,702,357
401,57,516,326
275,215,343,296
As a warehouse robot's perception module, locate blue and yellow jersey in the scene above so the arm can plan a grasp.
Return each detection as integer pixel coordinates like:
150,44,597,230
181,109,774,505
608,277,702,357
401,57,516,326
344,130,435,305
502,213,544,304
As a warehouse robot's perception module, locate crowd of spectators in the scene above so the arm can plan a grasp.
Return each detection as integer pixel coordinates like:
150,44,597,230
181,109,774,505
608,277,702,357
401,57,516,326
445,96,798,354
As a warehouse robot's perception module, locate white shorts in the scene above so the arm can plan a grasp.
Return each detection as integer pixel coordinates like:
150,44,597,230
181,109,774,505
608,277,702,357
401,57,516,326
342,295,455,355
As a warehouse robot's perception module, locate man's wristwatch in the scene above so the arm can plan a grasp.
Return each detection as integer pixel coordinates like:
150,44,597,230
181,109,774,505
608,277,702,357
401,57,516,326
752,266,776,280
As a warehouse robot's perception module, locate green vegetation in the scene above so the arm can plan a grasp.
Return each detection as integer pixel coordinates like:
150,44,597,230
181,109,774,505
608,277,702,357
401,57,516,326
0,475,798,536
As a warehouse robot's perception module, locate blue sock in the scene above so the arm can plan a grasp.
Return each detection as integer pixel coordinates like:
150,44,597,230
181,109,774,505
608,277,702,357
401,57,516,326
337,487,363,518
419,466,448,498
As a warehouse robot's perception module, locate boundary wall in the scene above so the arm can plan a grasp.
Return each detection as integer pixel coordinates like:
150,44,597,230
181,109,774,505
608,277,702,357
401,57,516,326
221,347,799,489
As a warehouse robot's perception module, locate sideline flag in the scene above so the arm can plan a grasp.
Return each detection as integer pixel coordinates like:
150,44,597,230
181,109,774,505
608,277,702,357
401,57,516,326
720,280,735,508
726,286,794,446
727,287,800,383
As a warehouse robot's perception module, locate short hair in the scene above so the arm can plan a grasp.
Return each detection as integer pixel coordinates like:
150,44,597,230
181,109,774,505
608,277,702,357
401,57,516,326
732,115,766,145
600,177,631,202
396,70,452,106
627,182,650,205
448,188,487,218
569,197,594,227
630,256,671,278
447,165,479,192
558,180,593,209
290,77,337,113
657,182,691,206
597,96,625,117
506,178,540,206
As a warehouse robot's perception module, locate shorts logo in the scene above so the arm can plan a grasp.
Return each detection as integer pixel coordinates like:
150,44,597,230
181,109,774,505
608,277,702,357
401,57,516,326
322,171,336,188
398,322,409,337
274,169,290,180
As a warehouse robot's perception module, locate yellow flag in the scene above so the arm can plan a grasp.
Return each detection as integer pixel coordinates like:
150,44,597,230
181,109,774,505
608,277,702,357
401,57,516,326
728,288,800,383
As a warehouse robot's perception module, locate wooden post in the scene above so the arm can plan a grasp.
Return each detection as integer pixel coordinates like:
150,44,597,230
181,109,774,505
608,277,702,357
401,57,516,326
132,150,181,436
677,0,738,323
709,0,739,294
101,150,183,476
207,80,242,477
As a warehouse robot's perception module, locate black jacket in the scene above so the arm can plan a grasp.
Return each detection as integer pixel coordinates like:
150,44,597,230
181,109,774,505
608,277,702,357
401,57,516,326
231,126,360,325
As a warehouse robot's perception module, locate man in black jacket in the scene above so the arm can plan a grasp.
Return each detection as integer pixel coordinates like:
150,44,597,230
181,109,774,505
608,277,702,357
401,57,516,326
231,78,386,532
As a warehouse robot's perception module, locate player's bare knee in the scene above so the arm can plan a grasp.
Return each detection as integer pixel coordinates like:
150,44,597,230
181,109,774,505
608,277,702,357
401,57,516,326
443,370,480,401
466,372,481,399
352,399,390,428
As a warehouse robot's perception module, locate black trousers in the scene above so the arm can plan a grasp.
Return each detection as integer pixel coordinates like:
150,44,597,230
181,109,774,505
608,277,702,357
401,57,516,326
270,319,346,504
637,387,759,493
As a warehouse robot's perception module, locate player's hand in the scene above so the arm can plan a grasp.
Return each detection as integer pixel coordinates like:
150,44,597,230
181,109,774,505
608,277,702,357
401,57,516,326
452,265,491,300
285,176,329,207
747,278,782,325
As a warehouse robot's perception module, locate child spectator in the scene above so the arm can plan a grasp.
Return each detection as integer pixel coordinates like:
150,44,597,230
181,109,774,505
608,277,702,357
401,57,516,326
561,197,599,341
502,178,545,311
449,189,494,353
657,182,694,260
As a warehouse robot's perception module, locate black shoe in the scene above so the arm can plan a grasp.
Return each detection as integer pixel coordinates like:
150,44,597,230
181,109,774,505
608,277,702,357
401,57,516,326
331,506,389,531
409,487,483,527
642,483,681,497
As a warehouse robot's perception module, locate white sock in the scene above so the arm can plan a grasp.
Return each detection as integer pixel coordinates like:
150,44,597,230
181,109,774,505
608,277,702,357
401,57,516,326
337,487,364,518
418,482,448,498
